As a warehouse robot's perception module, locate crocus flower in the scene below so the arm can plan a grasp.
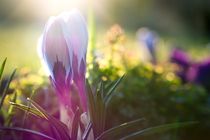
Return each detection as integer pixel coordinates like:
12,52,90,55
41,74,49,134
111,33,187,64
170,48,191,68
170,48,210,92
136,28,158,64
185,59,210,91
194,59,210,91
170,48,191,82
39,9,88,125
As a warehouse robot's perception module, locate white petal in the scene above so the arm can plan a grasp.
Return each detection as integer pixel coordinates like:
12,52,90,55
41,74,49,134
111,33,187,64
59,10,88,73
42,17,70,78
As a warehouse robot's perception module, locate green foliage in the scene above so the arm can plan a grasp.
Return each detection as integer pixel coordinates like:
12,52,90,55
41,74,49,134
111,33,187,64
0,58,7,80
96,118,145,140
93,63,209,139
0,58,16,127
2,73,195,140
86,76,196,140
111,64,208,123
0,68,16,108
25,98,70,140
119,121,197,140
87,80,106,138
10,98,70,140
104,75,124,106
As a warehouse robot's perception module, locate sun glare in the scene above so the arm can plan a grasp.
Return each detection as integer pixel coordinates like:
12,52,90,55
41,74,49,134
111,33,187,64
44,0,86,11
23,0,88,19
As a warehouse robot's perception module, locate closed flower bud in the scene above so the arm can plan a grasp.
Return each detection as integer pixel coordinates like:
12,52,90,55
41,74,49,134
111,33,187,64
39,9,88,125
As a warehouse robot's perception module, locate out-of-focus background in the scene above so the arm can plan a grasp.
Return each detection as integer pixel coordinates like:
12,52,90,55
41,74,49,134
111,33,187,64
1,0,210,140
0,0,209,71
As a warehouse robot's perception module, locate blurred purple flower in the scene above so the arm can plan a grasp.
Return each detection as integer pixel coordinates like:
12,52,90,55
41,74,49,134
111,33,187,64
185,59,210,91
194,59,210,91
38,9,88,124
170,48,192,82
170,48,210,91
170,48,191,68
185,64,199,83
137,28,158,63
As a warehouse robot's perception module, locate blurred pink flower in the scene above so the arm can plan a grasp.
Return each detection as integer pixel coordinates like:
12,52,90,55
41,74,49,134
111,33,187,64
39,9,88,124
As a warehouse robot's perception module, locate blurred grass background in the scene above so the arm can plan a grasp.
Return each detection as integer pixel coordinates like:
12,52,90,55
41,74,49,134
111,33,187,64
0,25,41,72
0,25,209,73
0,0,209,74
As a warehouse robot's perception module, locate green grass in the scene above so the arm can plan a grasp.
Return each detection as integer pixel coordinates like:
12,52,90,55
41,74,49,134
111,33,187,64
0,25,42,73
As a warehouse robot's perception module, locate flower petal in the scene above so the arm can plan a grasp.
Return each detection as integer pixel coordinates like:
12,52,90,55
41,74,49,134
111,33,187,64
42,17,70,80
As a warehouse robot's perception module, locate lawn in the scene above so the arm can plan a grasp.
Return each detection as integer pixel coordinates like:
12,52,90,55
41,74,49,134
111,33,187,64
0,25,42,73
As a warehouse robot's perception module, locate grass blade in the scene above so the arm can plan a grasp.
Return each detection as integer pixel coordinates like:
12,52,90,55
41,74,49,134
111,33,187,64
120,121,198,140
10,101,63,140
95,85,106,136
0,69,16,108
27,98,71,140
0,58,7,80
96,118,145,140
10,102,45,119
86,80,97,137
5,92,17,126
104,75,124,105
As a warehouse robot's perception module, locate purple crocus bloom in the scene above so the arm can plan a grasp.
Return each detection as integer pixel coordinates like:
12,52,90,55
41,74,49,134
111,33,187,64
170,48,210,91
170,48,191,68
170,48,192,83
39,9,88,124
137,28,158,64
185,59,210,91
194,59,210,91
